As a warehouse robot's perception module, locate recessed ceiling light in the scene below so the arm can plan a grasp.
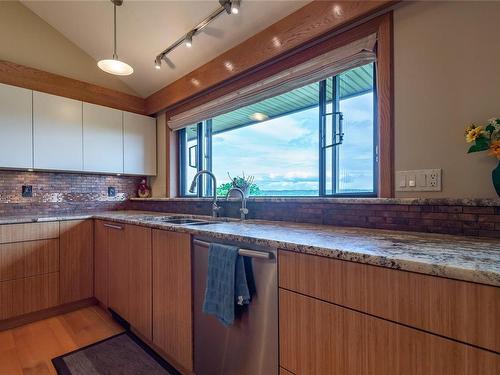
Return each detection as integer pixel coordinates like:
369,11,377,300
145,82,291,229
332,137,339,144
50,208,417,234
97,0,133,76
250,112,269,122
272,36,282,48
224,61,234,72
190,78,201,87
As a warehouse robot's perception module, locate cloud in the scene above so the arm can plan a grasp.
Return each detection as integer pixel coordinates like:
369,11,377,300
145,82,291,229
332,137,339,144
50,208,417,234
211,92,374,192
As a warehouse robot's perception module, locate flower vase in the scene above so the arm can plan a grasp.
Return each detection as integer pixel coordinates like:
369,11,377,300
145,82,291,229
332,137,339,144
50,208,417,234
493,161,500,197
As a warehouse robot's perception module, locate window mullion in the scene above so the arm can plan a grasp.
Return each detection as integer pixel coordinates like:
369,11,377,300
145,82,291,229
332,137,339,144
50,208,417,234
196,122,204,197
178,128,187,195
318,80,326,196
205,119,213,196
332,75,340,195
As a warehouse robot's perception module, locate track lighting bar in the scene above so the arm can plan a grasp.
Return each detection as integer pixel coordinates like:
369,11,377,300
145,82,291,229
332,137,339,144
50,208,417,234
154,0,240,69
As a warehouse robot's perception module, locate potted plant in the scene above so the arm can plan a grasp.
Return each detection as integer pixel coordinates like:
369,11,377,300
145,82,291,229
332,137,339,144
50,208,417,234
226,172,256,198
464,118,500,196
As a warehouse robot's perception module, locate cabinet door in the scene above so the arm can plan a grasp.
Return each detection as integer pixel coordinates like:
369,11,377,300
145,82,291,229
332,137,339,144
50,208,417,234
279,289,500,375
123,112,156,176
127,225,152,340
107,223,128,319
59,220,93,304
94,220,109,307
33,91,83,171
83,102,123,173
152,229,192,372
0,83,32,169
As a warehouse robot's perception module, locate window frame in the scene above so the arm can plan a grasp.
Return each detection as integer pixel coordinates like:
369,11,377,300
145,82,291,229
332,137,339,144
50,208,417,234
172,13,393,198
179,67,378,198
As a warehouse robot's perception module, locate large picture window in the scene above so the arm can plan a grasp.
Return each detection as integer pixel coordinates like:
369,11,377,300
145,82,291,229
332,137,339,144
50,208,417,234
179,63,376,197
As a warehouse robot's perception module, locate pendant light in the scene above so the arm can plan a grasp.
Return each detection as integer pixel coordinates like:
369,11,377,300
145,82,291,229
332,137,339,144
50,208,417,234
98,0,133,76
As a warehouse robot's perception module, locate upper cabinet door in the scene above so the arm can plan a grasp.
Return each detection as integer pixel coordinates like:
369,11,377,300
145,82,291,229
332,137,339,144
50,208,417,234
83,103,123,173
0,83,33,169
33,91,83,171
123,112,156,176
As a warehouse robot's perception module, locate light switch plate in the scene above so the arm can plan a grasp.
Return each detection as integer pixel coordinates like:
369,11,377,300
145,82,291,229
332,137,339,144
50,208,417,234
396,169,442,192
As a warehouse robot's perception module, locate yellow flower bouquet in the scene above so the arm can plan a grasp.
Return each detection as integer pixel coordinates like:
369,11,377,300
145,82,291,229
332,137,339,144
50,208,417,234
465,118,500,196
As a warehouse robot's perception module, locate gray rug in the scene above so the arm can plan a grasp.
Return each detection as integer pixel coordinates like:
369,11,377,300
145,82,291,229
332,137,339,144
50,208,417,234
52,332,177,375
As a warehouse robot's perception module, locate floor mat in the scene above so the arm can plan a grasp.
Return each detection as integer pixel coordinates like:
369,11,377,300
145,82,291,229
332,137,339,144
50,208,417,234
52,332,178,375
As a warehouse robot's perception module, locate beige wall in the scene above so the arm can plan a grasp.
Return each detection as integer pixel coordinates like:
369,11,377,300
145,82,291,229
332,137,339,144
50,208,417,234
150,113,167,197
394,1,500,198
0,1,137,96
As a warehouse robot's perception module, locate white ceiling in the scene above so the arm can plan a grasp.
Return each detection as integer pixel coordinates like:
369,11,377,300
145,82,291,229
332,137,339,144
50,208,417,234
22,0,310,97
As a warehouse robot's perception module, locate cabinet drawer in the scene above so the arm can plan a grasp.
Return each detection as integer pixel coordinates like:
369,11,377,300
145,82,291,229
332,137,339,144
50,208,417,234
0,239,59,281
0,272,59,320
0,222,59,244
278,250,500,352
279,289,500,375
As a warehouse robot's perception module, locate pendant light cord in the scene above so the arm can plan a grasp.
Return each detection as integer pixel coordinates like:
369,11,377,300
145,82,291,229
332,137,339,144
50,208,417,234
113,2,117,60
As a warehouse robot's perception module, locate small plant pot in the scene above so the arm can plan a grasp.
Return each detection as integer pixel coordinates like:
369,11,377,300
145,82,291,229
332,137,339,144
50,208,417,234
229,186,250,198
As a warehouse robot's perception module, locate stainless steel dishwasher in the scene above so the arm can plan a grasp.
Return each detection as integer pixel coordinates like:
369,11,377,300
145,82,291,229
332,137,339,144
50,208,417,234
193,238,278,375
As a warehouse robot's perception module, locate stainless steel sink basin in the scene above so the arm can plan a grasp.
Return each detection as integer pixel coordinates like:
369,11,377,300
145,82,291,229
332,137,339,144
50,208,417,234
140,215,220,225
162,218,205,224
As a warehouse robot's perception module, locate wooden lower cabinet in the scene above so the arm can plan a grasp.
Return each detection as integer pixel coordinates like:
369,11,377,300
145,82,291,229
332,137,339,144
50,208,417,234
0,273,59,320
94,220,110,307
0,222,59,244
126,224,152,341
279,250,500,353
152,229,192,373
0,239,59,281
94,220,152,340
107,223,129,319
279,289,500,375
59,220,93,304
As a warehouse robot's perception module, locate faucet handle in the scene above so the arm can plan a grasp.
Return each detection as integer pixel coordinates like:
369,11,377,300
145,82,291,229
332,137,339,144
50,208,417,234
239,207,249,220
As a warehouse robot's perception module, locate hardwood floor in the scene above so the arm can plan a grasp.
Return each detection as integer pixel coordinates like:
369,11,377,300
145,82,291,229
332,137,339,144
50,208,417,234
0,305,123,374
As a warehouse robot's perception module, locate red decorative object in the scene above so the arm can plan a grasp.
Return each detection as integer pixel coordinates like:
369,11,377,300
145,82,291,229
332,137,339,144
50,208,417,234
137,178,151,198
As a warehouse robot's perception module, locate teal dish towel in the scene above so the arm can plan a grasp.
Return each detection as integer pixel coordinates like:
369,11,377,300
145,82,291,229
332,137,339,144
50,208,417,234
202,243,250,327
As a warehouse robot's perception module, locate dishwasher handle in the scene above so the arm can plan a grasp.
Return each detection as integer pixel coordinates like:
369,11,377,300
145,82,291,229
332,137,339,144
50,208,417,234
193,239,273,260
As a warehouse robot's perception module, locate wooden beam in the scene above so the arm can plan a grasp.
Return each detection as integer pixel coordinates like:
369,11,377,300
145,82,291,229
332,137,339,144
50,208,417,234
0,60,147,115
145,0,396,114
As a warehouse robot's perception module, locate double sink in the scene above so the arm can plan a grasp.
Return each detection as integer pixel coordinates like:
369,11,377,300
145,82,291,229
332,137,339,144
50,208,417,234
140,215,222,226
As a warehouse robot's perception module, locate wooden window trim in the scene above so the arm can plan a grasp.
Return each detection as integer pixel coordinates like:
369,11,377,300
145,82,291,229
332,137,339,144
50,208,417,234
167,13,394,198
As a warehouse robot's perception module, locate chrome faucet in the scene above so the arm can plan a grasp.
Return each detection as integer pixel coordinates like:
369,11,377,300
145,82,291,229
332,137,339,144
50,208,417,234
226,187,249,220
189,170,220,218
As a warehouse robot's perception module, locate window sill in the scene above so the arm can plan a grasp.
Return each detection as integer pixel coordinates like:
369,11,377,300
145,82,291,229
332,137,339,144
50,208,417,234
128,197,500,207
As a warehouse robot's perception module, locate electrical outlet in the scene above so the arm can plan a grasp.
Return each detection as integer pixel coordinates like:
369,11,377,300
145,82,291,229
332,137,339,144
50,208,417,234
22,185,33,198
396,169,441,192
107,187,116,197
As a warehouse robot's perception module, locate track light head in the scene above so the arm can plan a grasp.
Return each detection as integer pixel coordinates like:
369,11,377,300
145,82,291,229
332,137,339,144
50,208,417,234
155,56,162,70
185,31,194,48
219,0,231,14
231,0,240,14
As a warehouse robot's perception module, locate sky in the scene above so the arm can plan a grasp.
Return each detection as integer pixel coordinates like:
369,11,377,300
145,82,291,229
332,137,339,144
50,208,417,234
210,92,374,194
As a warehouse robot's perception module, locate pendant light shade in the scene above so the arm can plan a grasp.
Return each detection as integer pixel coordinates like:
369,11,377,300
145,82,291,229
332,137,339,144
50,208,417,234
98,59,133,76
98,0,133,76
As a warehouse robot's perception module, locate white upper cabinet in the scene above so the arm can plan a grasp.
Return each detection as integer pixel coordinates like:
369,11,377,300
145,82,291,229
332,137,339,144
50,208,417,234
0,83,33,169
33,91,83,171
83,102,123,174
123,112,156,176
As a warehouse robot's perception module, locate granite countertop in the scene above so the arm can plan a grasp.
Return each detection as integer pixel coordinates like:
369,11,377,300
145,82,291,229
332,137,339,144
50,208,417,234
0,213,95,225
1,210,499,287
